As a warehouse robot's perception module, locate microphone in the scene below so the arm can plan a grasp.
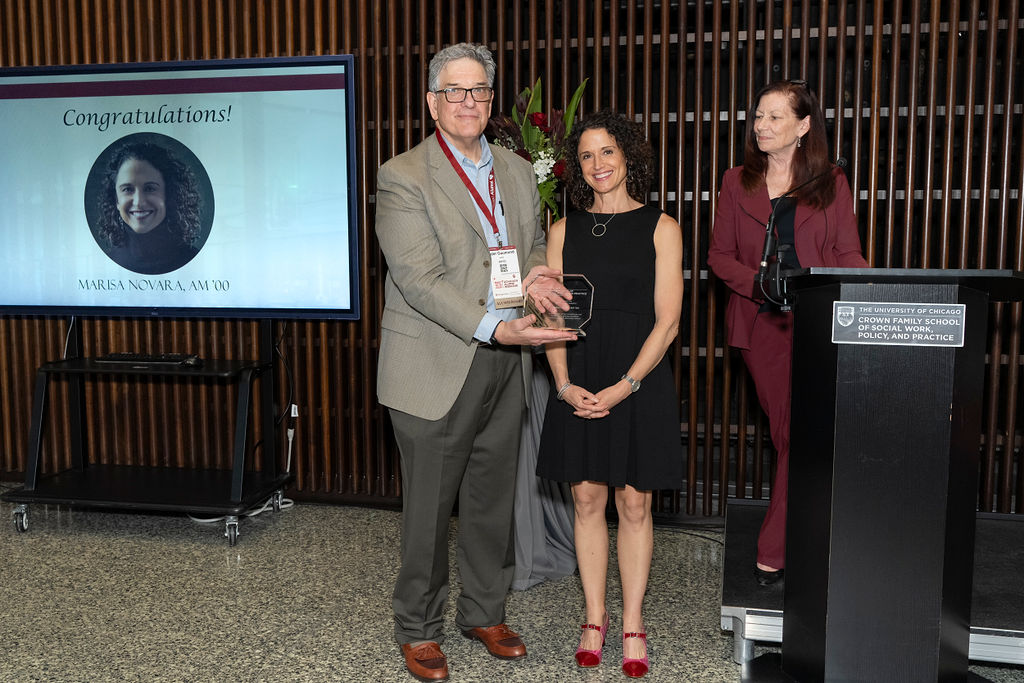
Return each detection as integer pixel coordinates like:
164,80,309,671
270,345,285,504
756,157,846,300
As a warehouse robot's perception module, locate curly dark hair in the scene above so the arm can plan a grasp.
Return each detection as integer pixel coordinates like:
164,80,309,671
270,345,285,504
562,109,654,210
95,140,202,249
740,80,836,211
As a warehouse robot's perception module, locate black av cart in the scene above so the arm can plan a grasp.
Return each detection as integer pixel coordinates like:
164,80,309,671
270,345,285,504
2,320,292,546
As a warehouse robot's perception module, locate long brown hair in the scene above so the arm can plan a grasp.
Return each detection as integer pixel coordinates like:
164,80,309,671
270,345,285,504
95,140,202,249
740,80,836,211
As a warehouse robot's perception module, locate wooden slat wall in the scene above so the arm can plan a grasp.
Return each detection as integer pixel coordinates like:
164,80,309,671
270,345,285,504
0,1,1021,516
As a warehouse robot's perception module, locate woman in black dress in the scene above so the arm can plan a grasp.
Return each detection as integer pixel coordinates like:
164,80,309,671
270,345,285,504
537,110,684,678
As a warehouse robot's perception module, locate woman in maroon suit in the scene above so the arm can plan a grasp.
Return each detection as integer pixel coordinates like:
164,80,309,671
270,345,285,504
707,80,868,585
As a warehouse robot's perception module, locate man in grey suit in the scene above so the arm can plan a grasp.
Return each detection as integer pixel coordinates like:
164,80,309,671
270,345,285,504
374,43,577,681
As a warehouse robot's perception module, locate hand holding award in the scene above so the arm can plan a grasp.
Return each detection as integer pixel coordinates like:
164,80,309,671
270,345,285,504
525,273,594,336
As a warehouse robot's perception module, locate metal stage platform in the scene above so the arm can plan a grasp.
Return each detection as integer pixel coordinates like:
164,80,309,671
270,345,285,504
721,499,1024,667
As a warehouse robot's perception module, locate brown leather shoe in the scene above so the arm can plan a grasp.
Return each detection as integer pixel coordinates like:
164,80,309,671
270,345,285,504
400,642,448,681
461,624,527,659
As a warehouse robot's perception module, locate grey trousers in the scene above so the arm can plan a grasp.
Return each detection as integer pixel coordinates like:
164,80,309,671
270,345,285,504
389,344,524,645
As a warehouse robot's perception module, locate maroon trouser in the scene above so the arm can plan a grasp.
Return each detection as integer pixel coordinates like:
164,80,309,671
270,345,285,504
740,310,794,570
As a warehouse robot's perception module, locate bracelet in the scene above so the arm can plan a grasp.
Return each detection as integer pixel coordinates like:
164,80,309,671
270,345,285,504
620,374,641,393
555,381,572,401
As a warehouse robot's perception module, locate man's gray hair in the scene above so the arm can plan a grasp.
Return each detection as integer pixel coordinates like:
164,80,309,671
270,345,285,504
427,42,496,92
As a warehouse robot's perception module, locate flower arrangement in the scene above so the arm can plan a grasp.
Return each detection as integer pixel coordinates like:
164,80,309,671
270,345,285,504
487,78,588,219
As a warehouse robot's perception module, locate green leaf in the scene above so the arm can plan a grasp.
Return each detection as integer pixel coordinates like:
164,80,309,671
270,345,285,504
538,176,558,193
524,78,543,116
538,189,559,220
520,78,544,152
563,78,589,136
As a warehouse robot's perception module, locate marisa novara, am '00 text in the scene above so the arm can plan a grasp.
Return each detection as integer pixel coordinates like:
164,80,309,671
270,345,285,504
78,278,230,293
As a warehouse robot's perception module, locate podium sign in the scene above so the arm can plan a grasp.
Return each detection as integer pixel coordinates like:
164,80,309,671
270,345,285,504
831,301,966,347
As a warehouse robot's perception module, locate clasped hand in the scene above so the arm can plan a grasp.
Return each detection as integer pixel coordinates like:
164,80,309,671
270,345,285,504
561,381,631,419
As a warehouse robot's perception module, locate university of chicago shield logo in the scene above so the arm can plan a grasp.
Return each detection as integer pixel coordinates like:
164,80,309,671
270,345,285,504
837,306,855,327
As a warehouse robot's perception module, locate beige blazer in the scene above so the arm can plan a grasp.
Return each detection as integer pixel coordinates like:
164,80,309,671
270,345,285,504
375,133,546,420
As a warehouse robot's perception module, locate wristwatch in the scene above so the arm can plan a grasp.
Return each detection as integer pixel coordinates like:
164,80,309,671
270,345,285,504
621,374,641,393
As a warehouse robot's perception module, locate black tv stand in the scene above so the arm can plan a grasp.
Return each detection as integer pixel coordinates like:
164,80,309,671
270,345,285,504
2,320,292,546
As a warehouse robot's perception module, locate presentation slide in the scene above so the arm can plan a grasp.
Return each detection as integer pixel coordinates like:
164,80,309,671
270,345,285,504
0,56,359,319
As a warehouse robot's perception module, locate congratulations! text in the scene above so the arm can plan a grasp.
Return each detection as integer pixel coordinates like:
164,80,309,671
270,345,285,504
64,103,233,132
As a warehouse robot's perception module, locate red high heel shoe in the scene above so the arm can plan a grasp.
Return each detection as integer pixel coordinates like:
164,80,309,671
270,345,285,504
622,631,648,678
574,613,609,668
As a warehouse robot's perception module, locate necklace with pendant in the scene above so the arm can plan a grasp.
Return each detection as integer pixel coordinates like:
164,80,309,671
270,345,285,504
591,210,617,237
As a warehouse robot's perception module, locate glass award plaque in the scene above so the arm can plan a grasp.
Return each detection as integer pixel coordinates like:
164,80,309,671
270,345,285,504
525,274,594,336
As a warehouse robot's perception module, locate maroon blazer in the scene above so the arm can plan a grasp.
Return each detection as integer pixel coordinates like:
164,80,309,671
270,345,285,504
707,165,868,350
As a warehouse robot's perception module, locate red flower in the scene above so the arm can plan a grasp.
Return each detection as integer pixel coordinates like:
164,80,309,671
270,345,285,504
552,159,566,179
515,148,533,163
528,112,549,130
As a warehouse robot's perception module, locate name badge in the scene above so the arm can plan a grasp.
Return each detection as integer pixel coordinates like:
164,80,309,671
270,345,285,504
490,245,524,309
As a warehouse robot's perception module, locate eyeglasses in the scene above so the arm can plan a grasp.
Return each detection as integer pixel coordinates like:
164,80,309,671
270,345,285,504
434,86,494,103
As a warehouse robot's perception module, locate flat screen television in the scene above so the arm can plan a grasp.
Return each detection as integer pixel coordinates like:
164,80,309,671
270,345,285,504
0,55,359,320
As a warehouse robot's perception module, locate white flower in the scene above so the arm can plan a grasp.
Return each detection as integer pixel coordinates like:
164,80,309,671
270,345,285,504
532,150,555,184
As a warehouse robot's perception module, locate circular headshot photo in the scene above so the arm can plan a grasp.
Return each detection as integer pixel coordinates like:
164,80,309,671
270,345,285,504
85,132,215,275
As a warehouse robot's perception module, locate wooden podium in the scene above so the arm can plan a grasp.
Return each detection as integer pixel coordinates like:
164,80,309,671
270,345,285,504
778,268,1024,682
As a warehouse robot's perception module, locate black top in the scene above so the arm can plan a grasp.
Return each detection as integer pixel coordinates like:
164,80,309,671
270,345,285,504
759,196,800,313
104,223,199,275
772,196,801,270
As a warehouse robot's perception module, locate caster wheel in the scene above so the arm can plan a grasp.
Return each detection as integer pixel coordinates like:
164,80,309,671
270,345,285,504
225,515,239,546
13,508,28,533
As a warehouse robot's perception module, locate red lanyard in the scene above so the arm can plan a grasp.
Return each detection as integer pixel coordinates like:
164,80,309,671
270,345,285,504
435,129,503,245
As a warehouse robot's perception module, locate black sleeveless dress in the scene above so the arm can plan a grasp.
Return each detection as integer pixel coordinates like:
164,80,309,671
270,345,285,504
536,206,684,490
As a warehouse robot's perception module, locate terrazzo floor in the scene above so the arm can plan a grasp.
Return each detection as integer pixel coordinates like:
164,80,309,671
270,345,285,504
0,497,1020,682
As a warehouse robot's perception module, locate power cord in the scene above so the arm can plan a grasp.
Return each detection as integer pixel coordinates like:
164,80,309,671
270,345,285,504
286,422,295,474
187,492,295,525
190,322,299,527
667,529,726,546
189,394,298,525
62,315,77,358
246,321,295,459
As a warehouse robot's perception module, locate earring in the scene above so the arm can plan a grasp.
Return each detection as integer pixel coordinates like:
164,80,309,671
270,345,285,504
797,136,802,148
